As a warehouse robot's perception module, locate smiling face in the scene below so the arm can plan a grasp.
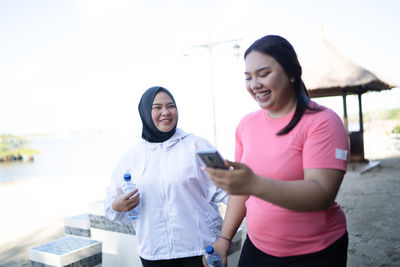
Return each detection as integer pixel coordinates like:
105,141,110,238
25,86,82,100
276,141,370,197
151,91,178,132
244,50,297,118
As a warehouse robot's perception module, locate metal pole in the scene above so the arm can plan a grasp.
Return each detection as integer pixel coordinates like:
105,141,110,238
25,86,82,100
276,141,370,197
206,43,217,146
184,38,242,147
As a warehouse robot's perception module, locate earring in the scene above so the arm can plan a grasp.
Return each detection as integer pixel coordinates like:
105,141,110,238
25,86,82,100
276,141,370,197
290,77,295,83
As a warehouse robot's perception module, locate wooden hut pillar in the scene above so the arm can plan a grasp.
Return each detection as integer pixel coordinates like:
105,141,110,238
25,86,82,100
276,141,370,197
349,92,366,162
342,92,348,132
358,92,364,133
348,92,367,163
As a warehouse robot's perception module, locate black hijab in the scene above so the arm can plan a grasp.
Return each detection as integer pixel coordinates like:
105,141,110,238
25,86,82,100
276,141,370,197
138,86,177,143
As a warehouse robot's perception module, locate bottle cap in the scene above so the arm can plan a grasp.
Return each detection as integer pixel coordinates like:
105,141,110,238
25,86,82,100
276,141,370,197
123,173,131,181
205,245,214,254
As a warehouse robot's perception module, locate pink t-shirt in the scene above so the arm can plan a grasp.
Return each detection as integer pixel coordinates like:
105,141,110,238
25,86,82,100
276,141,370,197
236,103,349,257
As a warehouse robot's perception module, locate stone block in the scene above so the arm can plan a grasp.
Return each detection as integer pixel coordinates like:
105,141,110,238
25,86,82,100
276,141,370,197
64,213,91,238
29,236,102,267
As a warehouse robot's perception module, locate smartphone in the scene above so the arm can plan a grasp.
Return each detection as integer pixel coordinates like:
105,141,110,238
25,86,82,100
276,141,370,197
196,150,228,170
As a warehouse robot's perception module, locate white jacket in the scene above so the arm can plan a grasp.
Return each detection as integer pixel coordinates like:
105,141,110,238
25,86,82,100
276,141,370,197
104,128,228,260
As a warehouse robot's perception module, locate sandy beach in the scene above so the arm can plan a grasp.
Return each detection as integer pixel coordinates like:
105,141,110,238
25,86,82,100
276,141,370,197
0,119,400,267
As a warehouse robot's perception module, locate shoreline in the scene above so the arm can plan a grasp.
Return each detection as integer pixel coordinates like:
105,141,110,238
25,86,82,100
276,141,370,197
0,166,113,185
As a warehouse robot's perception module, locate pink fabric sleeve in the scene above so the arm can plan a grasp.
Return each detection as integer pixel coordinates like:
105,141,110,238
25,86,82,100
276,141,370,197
235,118,245,162
303,109,349,171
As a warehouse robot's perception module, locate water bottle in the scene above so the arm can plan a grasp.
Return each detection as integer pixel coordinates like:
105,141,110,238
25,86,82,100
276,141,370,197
204,245,223,267
122,173,140,225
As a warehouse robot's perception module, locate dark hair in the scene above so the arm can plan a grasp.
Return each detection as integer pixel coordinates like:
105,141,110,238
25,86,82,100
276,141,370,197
244,35,322,135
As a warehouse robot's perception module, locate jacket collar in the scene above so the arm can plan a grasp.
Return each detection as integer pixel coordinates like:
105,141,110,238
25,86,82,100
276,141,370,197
145,128,190,150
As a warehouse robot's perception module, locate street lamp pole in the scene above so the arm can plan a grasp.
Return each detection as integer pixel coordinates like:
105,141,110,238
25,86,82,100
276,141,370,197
184,38,241,146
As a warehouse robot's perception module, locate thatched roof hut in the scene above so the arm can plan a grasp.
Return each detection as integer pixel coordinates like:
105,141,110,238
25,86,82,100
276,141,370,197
300,36,396,97
298,35,397,162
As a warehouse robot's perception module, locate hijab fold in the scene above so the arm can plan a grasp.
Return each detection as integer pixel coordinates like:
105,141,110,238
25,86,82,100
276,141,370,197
138,86,177,143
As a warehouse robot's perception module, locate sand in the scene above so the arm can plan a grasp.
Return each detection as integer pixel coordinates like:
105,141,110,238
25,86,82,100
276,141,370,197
0,120,399,267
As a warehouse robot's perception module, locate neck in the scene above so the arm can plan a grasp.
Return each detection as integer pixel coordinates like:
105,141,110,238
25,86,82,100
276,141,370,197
267,97,297,118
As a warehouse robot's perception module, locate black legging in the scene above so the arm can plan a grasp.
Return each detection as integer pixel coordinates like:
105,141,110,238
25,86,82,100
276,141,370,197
238,232,348,267
140,256,203,267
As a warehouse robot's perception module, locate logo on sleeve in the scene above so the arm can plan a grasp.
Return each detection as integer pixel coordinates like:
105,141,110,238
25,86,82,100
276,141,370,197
335,148,348,161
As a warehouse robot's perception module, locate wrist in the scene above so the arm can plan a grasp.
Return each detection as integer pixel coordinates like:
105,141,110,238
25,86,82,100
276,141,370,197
112,200,122,212
251,174,266,198
219,235,233,246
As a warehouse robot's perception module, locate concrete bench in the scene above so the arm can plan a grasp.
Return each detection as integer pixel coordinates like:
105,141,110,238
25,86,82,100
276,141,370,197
64,213,91,238
88,200,141,267
29,236,102,267
29,198,243,267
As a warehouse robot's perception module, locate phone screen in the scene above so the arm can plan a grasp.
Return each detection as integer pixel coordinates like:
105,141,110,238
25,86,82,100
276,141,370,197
196,150,228,169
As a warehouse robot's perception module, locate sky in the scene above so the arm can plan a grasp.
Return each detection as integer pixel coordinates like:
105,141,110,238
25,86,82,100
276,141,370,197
1,0,400,156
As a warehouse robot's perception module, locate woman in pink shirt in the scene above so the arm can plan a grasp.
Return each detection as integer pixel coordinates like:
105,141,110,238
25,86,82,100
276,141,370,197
203,35,349,267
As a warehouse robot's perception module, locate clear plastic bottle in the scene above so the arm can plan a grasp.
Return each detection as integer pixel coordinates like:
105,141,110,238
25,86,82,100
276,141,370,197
122,173,140,225
204,245,223,267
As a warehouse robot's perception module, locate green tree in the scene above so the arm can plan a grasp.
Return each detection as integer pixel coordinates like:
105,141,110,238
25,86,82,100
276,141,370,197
0,135,40,161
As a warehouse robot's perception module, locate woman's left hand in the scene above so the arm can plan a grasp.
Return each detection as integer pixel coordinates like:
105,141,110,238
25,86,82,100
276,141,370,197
203,160,257,195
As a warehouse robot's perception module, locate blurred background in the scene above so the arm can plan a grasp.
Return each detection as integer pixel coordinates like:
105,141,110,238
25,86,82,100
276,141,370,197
0,0,399,183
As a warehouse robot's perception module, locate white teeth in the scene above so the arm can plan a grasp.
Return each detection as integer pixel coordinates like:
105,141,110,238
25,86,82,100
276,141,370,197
256,91,270,98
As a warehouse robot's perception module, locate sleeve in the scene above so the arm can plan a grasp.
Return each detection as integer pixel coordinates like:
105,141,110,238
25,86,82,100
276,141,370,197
303,109,349,171
235,116,246,162
193,137,228,205
104,154,131,225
